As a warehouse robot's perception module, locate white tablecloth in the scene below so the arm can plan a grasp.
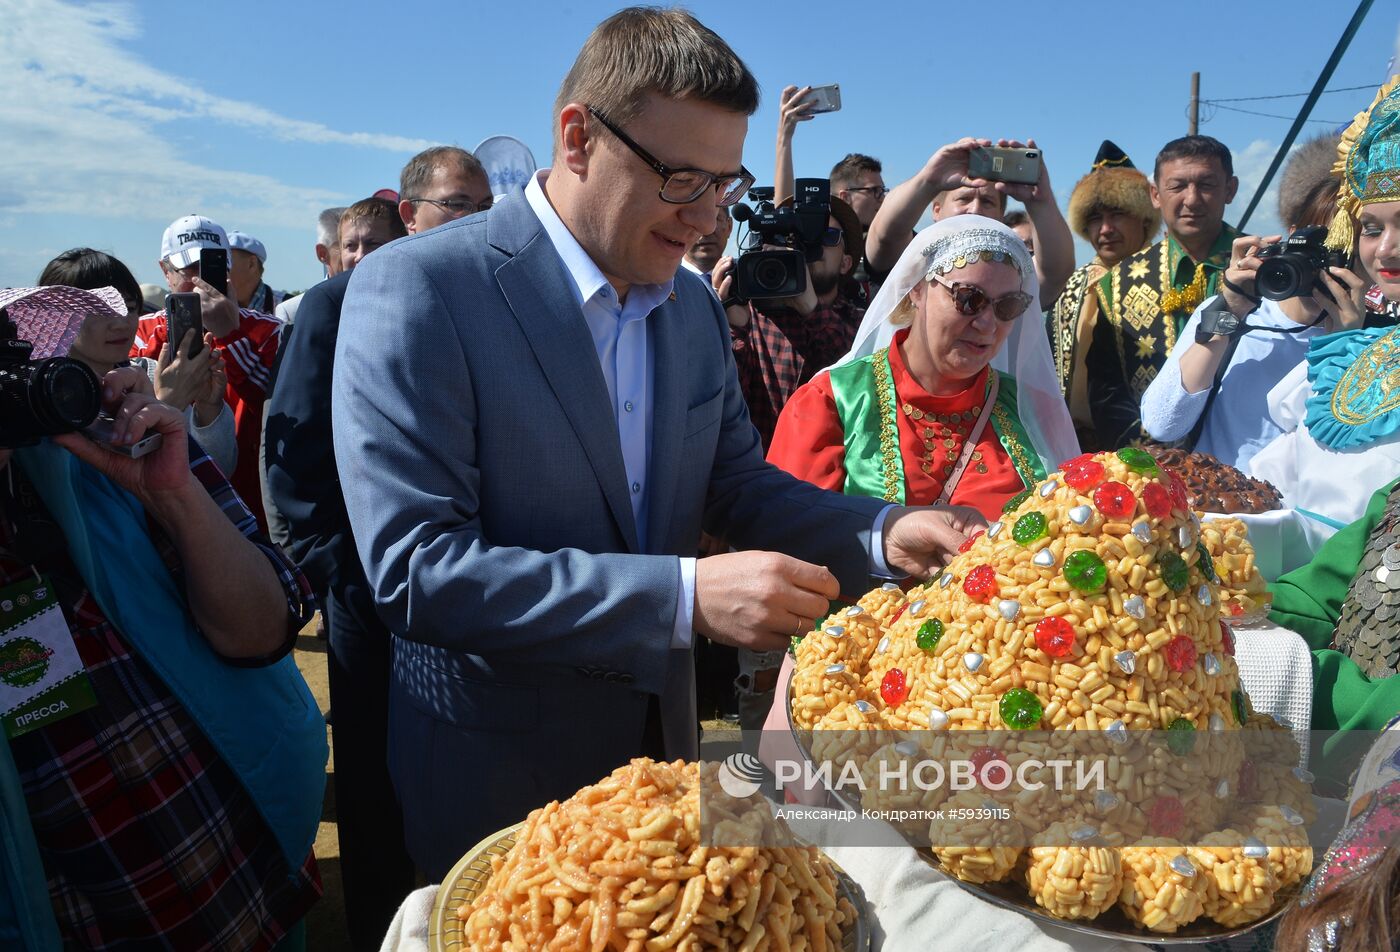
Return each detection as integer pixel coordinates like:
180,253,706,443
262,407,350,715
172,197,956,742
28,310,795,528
1203,508,1338,582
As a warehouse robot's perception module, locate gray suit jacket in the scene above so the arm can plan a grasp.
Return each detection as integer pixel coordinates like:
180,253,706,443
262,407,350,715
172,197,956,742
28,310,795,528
332,194,885,874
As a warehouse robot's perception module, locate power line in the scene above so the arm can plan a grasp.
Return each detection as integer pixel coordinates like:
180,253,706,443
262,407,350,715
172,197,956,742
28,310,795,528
1204,82,1375,103
1205,102,1347,124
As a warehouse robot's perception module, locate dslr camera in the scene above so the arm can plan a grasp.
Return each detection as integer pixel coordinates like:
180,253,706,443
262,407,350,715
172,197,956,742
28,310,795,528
0,307,103,449
1254,226,1351,301
732,178,833,300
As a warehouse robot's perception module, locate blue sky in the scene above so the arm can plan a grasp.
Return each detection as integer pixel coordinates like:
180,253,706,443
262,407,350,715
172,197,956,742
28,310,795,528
2,0,1397,293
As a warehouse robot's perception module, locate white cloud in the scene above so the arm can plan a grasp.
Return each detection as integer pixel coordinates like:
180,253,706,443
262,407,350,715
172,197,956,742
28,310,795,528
0,0,430,241
1228,137,1285,238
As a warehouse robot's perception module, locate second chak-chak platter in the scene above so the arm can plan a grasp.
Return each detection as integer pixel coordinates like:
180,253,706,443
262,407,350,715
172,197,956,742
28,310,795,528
788,449,1312,942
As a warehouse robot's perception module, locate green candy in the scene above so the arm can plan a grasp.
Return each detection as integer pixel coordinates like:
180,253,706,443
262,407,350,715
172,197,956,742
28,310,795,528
916,619,944,653
1063,550,1107,593
1167,717,1197,755
1232,689,1248,726
1012,511,1048,546
1196,543,1218,583
1158,551,1190,592
1002,489,1032,515
1116,447,1159,475
1000,688,1043,729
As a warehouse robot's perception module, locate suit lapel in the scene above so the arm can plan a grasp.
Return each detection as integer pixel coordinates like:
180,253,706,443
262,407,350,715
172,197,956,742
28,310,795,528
491,199,641,553
645,294,687,555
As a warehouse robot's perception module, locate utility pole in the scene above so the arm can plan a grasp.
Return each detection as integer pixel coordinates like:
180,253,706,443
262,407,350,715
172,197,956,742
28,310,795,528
1189,72,1200,134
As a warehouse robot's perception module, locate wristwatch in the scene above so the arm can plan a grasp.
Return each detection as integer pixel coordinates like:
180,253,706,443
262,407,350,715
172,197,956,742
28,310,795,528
1195,297,1242,344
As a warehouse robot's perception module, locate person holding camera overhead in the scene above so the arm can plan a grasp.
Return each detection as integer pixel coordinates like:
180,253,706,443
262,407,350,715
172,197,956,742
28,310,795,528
1248,77,1400,529
1139,135,1367,472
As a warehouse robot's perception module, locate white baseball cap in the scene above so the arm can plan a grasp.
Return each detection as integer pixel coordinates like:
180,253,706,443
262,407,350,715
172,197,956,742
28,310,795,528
227,231,267,263
160,214,229,269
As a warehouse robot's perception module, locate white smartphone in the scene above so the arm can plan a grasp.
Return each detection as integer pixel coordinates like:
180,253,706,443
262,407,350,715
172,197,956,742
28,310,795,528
83,415,163,459
806,84,841,114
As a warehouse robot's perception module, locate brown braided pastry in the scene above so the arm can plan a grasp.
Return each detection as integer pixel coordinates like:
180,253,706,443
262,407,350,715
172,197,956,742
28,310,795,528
1135,444,1282,515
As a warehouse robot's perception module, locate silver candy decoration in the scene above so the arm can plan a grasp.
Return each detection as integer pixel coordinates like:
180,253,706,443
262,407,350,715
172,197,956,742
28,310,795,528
894,740,920,757
1039,480,1059,498
1094,790,1120,812
939,573,954,589
1123,595,1147,619
963,652,984,672
1217,779,1230,798
1132,522,1153,544
1203,653,1221,676
855,700,874,714
928,707,950,730
1106,720,1128,744
1114,650,1137,675
1243,837,1269,859
1293,767,1315,784
825,625,845,638
845,605,863,617
1067,504,1092,526
1071,825,1098,843
1033,548,1057,568
1170,855,1197,878
882,581,901,591
1210,713,1226,733
1179,525,1196,549
876,636,890,655
909,599,926,616
825,663,846,675
998,600,1021,621
987,520,1004,539
1197,584,1212,606
1280,804,1305,826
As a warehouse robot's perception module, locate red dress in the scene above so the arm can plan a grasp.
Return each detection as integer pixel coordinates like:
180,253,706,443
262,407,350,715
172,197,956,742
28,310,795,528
767,329,1026,521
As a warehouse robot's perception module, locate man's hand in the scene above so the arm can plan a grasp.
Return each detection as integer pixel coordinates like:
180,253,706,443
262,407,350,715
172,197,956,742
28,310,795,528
52,366,195,511
1219,234,1279,318
191,275,239,338
882,505,988,577
693,551,840,652
993,138,1054,206
919,137,995,194
770,257,818,316
714,256,751,327
154,328,215,408
193,334,228,426
777,85,817,142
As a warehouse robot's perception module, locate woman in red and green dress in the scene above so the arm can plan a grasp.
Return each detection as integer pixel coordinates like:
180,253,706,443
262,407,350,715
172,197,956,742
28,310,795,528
768,215,1079,519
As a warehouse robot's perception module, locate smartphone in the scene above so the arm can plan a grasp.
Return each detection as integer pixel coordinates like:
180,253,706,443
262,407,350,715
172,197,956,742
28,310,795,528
83,415,163,459
167,291,204,359
969,146,1042,186
199,247,228,297
806,83,841,114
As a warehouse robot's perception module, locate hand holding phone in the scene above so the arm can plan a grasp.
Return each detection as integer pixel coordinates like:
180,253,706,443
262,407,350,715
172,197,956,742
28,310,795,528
805,83,841,114
198,247,228,297
968,146,1042,186
167,291,204,360
83,415,163,459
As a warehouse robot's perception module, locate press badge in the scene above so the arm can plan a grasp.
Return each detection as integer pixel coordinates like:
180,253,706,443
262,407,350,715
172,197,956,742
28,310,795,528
0,575,97,739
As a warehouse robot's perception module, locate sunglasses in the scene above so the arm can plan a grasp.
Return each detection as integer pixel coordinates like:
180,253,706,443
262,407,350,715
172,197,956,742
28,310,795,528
930,274,1033,322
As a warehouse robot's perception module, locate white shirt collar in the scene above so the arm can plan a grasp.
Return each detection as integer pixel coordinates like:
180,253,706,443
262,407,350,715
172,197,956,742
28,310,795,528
524,170,674,310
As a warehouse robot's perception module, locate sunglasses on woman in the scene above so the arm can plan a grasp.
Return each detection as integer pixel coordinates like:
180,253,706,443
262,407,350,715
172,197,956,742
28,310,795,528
930,274,1033,322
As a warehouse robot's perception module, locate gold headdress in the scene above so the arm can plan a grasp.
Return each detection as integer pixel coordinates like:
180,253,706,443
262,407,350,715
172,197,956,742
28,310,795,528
1326,75,1400,253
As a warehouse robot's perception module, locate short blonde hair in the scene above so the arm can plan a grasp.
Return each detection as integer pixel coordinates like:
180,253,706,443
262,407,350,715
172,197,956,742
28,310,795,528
552,7,759,152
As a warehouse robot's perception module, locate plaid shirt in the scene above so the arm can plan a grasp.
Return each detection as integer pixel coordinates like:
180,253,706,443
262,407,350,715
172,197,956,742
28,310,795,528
3,438,319,951
731,295,863,449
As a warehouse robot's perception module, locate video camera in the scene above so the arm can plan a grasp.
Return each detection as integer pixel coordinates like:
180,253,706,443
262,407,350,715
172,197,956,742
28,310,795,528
0,307,102,449
732,178,833,300
1255,226,1351,302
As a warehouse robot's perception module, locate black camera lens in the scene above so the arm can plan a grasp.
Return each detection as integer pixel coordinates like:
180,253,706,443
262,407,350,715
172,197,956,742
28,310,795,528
753,257,791,292
0,357,102,448
1257,257,1305,301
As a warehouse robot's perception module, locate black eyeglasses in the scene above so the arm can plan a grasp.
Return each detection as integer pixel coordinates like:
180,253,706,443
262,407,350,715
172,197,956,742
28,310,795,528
931,275,1033,322
845,185,889,198
820,226,844,248
586,106,755,206
406,196,493,216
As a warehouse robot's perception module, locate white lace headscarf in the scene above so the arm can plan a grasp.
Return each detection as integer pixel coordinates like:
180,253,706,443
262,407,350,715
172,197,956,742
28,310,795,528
837,215,1080,472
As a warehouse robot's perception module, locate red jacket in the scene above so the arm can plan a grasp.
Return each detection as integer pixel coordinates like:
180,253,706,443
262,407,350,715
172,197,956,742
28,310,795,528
132,308,282,531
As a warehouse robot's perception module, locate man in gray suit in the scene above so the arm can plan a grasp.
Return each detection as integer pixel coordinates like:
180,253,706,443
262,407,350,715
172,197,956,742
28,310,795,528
333,7,981,879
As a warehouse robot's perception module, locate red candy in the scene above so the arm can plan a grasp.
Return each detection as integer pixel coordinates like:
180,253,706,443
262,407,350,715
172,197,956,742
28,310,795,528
1141,481,1173,519
958,528,986,554
1165,470,1190,510
970,747,1009,787
880,667,909,706
1148,796,1185,837
1093,481,1136,519
1220,621,1235,656
890,602,908,626
1034,617,1076,658
1063,459,1106,491
1165,635,1198,673
963,565,999,601
1060,453,1094,470
1229,601,1245,617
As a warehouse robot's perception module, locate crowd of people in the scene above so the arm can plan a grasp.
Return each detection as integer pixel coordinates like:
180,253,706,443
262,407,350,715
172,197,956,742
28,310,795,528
0,7,1397,952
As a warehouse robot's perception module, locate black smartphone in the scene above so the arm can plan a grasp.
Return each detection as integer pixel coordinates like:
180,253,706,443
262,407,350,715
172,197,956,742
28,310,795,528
167,291,204,359
969,146,1043,186
199,247,228,297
